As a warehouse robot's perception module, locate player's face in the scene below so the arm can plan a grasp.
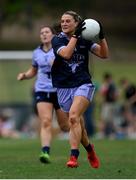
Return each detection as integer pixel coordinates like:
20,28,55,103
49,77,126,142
40,27,53,44
61,14,78,35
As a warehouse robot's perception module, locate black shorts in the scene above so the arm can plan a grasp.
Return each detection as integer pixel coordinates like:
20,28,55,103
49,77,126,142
34,91,60,110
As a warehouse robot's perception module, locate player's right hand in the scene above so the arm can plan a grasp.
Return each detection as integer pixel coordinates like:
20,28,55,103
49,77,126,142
17,73,26,81
74,20,86,38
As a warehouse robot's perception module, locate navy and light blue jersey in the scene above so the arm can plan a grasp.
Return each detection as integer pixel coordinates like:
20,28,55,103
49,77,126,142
32,45,56,92
51,32,97,88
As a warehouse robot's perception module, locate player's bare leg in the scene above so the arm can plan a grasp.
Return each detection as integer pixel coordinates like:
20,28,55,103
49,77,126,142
66,96,88,167
56,109,70,132
37,103,53,163
67,96,100,168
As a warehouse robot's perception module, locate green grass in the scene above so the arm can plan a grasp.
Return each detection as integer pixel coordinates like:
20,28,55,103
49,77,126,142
0,138,136,179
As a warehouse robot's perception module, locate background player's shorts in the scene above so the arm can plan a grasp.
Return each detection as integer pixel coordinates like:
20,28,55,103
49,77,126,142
57,83,95,112
34,91,60,110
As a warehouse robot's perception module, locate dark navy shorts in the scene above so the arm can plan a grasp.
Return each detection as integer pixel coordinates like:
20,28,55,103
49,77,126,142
34,91,60,110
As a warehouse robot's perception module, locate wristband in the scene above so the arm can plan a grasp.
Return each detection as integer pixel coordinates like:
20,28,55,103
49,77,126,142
72,35,78,39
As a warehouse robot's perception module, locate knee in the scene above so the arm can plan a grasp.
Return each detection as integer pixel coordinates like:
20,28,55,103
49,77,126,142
41,117,51,128
60,124,70,132
69,111,79,127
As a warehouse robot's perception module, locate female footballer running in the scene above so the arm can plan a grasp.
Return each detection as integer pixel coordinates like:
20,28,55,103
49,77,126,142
51,10,109,168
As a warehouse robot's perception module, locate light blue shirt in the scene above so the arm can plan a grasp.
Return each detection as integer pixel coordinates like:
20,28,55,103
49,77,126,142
32,45,57,92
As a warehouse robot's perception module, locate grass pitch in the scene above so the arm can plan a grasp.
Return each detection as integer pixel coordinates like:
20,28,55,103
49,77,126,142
0,138,136,179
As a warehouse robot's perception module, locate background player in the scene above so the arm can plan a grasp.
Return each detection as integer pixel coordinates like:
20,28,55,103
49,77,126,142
17,25,69,164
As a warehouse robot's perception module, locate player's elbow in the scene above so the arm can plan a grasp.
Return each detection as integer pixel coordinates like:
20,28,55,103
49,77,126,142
59,50,72,60
101,51,109,59
101,54,108,59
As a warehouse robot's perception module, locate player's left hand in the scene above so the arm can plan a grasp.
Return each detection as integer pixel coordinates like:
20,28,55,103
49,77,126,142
97,21,105,40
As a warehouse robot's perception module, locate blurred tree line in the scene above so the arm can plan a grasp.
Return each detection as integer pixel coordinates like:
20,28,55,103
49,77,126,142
0,0,136,49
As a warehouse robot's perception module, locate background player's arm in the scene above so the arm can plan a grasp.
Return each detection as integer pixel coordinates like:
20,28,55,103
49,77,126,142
17,66,37,81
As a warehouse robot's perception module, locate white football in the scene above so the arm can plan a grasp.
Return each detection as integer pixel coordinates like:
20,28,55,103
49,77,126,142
82,19,100,40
